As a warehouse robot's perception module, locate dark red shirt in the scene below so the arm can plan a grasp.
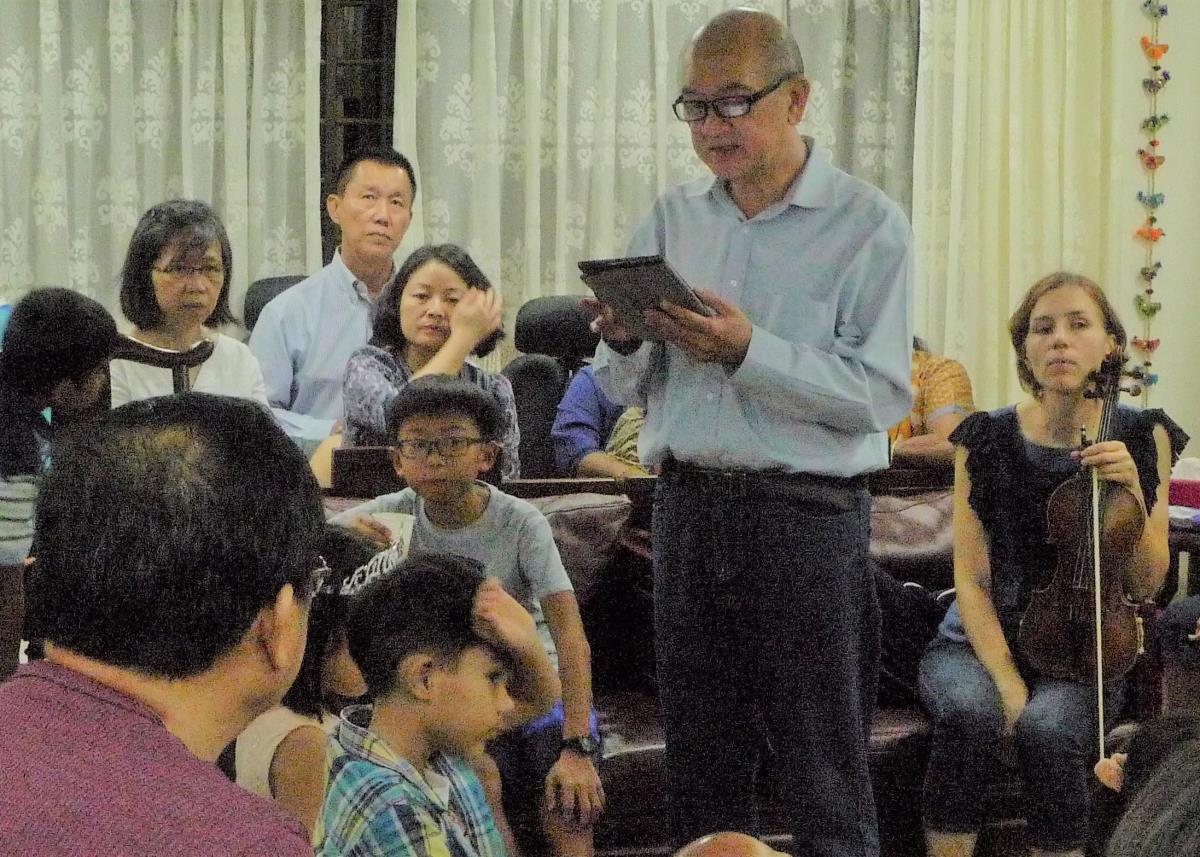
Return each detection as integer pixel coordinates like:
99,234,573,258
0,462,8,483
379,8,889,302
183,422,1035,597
0,660,312,856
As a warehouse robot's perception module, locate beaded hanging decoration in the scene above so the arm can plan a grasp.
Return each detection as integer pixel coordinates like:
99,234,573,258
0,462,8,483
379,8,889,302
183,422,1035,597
1134,1,1170,402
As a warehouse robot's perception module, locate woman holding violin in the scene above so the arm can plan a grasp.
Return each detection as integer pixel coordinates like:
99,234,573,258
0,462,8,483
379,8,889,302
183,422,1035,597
919,272,1187,857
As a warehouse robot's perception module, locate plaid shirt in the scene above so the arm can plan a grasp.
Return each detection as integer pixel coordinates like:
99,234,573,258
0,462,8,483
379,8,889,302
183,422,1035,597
315,705,506,857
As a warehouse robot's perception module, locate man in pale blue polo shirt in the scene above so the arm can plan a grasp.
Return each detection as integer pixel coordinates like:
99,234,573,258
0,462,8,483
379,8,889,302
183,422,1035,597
250,147,416,451
590,9,912,857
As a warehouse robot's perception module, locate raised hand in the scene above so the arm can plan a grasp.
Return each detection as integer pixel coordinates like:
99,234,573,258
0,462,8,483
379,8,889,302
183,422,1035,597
471,577,539,656
451,288,504,349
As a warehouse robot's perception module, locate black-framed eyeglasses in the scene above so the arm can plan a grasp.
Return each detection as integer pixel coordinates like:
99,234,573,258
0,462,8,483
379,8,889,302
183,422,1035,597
672,75,793,123
153,263,225,283
394,436,486,460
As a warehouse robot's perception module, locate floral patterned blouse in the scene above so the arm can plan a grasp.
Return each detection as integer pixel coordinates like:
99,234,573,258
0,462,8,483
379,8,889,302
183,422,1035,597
342,344,521,481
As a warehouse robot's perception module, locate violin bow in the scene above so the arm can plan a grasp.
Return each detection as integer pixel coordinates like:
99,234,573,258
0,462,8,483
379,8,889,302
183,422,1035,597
1085,430,1106,760
1085,352,1147,760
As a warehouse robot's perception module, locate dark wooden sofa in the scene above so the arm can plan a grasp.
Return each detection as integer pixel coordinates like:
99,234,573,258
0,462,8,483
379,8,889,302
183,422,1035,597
322,461,1163,857
573,469,1163,857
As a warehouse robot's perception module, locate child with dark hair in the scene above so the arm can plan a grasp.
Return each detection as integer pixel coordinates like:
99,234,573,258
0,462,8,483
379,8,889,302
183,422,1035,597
1104,737,1200,857
235,525,375,835
334,374,604,856
316,551,560,856
1091,713,1200,853
0,288,117,678
341,243,519,480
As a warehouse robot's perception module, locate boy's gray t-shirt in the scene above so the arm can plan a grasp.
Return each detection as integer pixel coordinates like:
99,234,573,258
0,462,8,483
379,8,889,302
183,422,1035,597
330,482,573,668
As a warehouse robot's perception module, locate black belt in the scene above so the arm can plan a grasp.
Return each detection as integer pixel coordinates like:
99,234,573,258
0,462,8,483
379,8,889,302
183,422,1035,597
660,457,866,507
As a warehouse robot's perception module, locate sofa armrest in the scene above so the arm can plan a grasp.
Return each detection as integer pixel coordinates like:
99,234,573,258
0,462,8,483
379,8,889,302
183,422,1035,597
528,493,631,607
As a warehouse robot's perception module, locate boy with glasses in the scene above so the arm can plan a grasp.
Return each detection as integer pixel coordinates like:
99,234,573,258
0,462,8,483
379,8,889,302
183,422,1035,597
333,374,604,856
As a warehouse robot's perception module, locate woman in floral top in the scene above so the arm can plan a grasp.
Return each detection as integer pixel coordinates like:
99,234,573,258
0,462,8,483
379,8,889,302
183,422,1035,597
341,244,520,481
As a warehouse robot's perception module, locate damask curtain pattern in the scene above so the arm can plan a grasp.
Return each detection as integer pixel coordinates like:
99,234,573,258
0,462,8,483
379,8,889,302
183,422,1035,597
0,0,321,322
912,0,1145,410
393,0,918,364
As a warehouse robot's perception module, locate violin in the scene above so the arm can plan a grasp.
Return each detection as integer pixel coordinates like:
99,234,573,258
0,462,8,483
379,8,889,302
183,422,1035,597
1017,353,1148,754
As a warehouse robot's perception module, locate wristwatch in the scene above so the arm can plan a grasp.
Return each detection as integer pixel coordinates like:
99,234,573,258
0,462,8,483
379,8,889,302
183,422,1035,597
561,735,600,756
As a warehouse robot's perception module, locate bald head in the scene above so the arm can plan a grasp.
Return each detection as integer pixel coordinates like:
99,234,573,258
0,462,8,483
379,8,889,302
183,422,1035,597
674,831,789,857
683,8,804,84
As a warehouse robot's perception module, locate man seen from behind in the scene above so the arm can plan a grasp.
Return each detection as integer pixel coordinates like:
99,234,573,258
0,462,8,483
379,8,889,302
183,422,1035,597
0,393,325,856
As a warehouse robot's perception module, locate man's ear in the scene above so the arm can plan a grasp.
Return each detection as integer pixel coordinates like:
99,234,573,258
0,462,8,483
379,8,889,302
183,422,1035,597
397,653,438,702
252,583,307,676
326,192,344,229
787,76,810,125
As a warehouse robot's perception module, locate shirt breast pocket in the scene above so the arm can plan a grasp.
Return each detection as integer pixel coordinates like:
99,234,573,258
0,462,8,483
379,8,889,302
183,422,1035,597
741,262,841,350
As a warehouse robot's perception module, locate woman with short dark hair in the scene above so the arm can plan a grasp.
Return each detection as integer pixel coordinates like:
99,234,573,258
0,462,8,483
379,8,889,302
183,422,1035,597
341,243,519,479
111,199,266,407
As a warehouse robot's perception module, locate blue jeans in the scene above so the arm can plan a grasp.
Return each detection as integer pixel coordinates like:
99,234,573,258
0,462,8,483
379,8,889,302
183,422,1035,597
653,465,880,857
918,638,1124,851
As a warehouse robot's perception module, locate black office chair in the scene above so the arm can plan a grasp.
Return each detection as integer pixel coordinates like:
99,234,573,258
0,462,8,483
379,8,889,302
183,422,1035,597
243,275,305,332
501,296,600,479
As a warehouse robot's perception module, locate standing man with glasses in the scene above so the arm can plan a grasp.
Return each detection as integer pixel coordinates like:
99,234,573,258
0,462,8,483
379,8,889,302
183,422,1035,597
588,9,912,856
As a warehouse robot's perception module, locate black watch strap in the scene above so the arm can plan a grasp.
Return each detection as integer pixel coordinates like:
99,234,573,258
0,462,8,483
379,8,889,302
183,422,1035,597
560,735,600,755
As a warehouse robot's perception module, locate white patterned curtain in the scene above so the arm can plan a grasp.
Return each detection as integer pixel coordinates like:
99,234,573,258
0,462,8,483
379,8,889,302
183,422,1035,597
0,0,322,325
392,0,918,367
913,0,1147,411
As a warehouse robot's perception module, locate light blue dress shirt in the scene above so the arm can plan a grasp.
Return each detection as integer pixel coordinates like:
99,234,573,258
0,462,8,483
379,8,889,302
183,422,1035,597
249,251,391,446
593,138,913,478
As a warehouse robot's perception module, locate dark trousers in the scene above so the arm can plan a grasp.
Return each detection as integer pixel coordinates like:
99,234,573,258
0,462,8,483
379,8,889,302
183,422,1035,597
1160,596,1200,669
652,465,880,857
874,564,945,707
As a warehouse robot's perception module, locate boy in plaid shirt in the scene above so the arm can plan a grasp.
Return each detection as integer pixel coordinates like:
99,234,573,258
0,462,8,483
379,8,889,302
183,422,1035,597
316,552,559,857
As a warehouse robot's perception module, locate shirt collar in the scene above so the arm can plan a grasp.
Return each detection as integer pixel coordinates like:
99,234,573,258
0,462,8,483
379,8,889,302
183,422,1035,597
689,135,834,214
18,660,164,726
331,249,397,304
336,703,450,811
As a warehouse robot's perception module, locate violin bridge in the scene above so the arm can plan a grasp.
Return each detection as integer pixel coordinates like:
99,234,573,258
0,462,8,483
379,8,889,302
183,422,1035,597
1136,614,1146,655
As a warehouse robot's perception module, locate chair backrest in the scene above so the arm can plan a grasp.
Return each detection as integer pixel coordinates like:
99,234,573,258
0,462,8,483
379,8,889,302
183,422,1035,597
501,354,568,479
244,275,305,332
503,295,599,479
513,295,599,372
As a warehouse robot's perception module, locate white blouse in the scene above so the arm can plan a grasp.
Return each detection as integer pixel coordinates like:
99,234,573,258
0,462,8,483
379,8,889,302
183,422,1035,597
110,332,268,408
